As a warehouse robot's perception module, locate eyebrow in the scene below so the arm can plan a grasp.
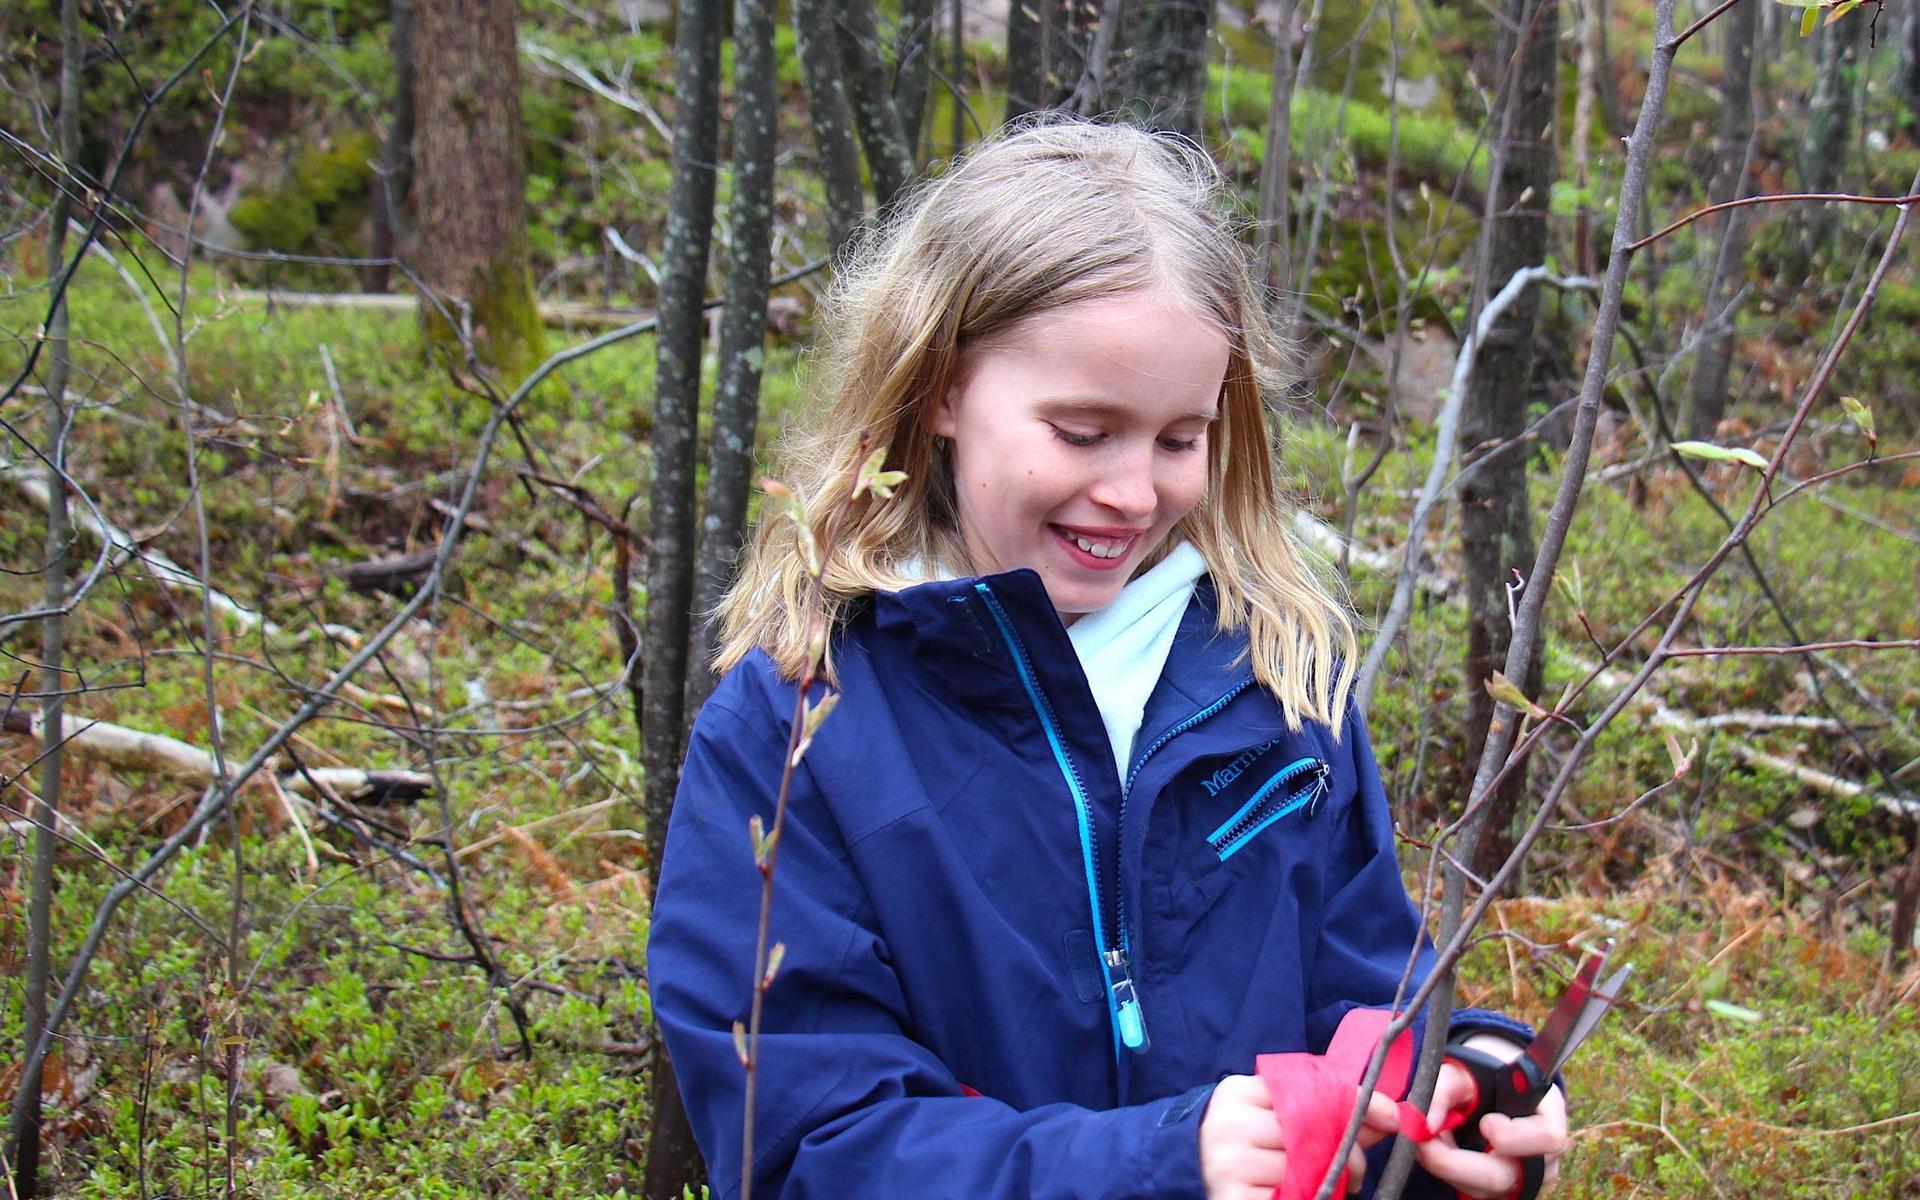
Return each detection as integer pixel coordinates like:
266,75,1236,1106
1034,397,1219,423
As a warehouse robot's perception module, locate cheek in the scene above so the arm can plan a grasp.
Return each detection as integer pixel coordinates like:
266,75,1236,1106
1162,454,1211,518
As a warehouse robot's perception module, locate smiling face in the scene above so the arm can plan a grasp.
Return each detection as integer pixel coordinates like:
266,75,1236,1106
931,289,1231,618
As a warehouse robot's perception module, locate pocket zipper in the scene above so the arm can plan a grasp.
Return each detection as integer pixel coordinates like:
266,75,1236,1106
1205,756,1329,861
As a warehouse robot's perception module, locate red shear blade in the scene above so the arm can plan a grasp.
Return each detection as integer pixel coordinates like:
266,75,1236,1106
1521,944,1608,1081
1548,963,1632,1076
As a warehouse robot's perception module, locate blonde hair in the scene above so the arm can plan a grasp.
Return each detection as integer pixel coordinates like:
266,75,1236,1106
713,119,1358,730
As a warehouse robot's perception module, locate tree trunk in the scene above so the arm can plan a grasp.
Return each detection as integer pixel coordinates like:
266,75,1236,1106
1569,0,1599,277
894,0,936,157
1796,12,1866,269
1006,0,1045,120
1042,0,1098,109
367,0,415,293
640,2,724,1193
834,0,915,208
1899,1,1920,138
8,1,79,1195
1256,0,1297,295
1890,817,1920,968
410,0,545,379
688,0,778,714
1116,0,1215,138
1459,0,1560,881
643,1049,704,1200
794,0,867,253
950,0,967,152
1686,0,1759,439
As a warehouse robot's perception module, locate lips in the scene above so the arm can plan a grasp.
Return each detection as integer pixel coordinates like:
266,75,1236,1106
1051,524,1145,569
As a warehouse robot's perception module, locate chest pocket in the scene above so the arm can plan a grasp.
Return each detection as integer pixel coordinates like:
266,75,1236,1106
1203,755,1329,861
1172,752,1330,908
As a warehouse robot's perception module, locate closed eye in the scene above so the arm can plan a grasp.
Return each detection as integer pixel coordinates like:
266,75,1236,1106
1049,425,1102,447
1160,435,1202,452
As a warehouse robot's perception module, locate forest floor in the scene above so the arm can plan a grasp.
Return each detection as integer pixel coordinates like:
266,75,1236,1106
2,247,1916,1197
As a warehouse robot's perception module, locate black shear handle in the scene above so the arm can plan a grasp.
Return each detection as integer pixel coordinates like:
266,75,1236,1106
1443,1043,1550,1200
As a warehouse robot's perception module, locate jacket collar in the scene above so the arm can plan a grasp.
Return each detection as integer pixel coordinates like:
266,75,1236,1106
868,567,1260,735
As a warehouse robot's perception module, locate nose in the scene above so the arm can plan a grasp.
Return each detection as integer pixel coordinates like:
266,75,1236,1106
1086,442,1157,520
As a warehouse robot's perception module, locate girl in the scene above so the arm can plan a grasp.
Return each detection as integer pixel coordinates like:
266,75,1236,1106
648,121,1568,1200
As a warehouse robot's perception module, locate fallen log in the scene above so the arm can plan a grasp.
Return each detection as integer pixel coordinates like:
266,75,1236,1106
0,709,430,804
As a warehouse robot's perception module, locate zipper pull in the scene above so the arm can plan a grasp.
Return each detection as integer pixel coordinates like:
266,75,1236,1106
1306,764,1331,819
1106,949,1150,1051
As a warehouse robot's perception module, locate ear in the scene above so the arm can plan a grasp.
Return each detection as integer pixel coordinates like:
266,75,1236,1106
931,383,961,440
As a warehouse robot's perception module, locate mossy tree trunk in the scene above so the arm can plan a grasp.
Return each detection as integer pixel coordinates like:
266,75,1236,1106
1042,0,1100,110
1900,2,1920,139
410,0,544,380
688,0,778,713
1795,12,1867,271
794,0,867,253
640,2,724,1196
834,0,915,209
1115,0,1214,138
1006,0,1045,120
8,0,79,1194
1686,0,1759,439
893,0,936,157
367,0,415,293
1459,0,1559,880
1256,0,1296,295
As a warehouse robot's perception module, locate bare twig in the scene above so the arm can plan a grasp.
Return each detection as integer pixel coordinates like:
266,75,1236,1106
1355,266,1598,712
1627,190,1920,254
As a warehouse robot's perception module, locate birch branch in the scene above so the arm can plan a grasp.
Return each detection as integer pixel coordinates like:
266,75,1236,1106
1355,266,1598,712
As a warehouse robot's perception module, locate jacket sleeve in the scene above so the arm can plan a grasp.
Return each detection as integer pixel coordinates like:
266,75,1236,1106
1305,706,1537,1061
646,679,1211,1200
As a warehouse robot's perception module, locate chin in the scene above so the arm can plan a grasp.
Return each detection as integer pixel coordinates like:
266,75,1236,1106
1044,581,1125,619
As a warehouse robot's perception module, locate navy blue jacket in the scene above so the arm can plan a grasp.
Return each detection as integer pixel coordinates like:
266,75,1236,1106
649,568,1530,1198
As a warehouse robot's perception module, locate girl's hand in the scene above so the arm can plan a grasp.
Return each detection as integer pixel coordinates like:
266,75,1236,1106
1413,1036,1569,1199
1199,1075,1400,1200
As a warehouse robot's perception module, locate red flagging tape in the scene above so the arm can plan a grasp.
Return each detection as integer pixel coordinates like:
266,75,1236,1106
1255,1009,1466,1200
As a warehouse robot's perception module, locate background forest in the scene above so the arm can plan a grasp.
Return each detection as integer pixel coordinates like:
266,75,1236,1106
2,0,1918,1196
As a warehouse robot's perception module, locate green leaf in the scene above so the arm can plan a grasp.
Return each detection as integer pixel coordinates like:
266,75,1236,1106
1801,3,1819,35
803,691,840,737
1672,440,1769,470
1705,999,1763,1023
1484,671,1549,720
851,446,906,500
1839,395,1877,445
732,1020,750,1066
748,814,767,864
763,941,786,989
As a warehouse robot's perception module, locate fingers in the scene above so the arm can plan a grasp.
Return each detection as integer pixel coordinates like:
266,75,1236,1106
1478,1112,1567,1160
1413,1136,1522,1200
1358,1089,1401,1149
1427,1060,1481,1130
1345,1141,1369,1193
1478,1085,1569,1183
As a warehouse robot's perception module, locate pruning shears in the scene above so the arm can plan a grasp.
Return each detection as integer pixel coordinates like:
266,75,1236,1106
1441,942,1632,1200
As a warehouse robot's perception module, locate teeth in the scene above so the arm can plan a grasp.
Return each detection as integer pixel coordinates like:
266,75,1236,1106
1071,533,1129,559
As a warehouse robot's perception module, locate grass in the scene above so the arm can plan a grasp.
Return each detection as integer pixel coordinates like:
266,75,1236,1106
4,178,1918,1200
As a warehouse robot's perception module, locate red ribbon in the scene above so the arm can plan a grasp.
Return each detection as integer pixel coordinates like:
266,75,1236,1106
1255,1009,1467,1200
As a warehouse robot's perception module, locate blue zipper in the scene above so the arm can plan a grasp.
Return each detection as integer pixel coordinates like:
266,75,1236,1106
1205,757,1329,860
976,581,1272,1065
974,583,1139,1061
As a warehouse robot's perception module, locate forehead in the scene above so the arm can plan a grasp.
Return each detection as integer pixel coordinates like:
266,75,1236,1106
960,291,1230,413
